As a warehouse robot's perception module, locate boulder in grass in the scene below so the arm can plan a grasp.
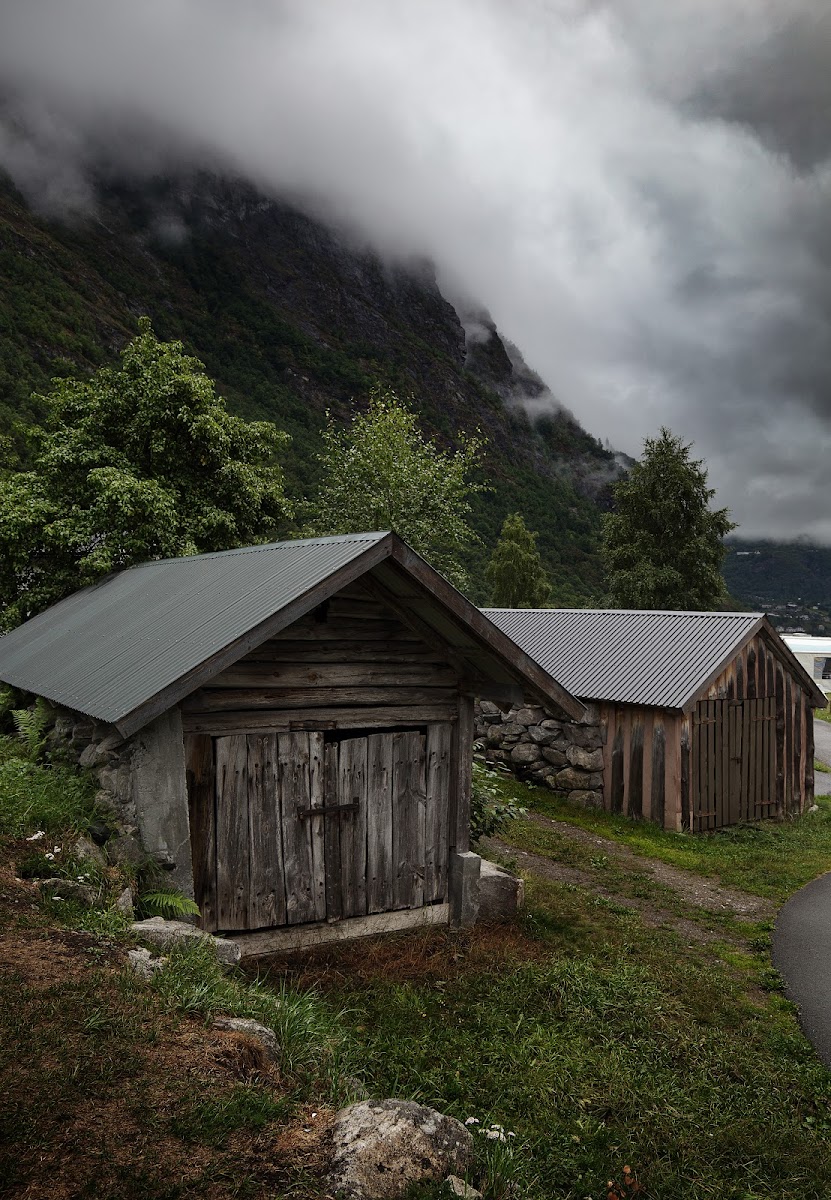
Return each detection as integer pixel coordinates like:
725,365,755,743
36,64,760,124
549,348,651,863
130,917,241,966
213,1016,279,1063
39,878,96,906
327,1099,472,1200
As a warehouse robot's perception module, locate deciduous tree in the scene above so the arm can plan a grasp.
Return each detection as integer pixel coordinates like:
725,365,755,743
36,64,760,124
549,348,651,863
305,386,485,589
0,319,290,628
602,427,735,610
486,512,551,607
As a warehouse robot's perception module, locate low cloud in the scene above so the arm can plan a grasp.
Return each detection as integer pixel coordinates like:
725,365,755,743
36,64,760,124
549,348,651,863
1,0,829,539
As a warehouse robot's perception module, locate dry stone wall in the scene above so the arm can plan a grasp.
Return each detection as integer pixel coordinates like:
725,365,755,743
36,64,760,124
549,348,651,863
475,700,605,807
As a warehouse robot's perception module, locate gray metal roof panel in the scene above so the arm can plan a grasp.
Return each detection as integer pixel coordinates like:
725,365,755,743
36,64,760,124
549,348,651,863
482,608,764,709
0,533,389,722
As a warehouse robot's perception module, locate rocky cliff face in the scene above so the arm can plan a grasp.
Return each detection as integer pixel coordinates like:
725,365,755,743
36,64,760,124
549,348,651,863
0,169,617,600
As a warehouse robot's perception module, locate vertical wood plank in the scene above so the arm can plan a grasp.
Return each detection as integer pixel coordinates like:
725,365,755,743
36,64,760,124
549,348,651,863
747,646,758,699
324,742,343,921
185,734,217,932
247,733,285,929
309,732,326,920
642,711,654,823
666,717,682,831
681,716,692,831
784,690,793,816
215,735,249,930
793,689,803,815
367,732,394,914
736,654,745,701
392,731,427,909
621,711,632,816
775,666,785,815
629,721,644,819
279,732,319,925
610,723,624,814
652,722,666,828
425,723,451,903
452,697,474,852
338,736,368,919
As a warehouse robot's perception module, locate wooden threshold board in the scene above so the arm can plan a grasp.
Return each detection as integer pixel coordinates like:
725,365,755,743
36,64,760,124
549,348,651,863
228,903,451,958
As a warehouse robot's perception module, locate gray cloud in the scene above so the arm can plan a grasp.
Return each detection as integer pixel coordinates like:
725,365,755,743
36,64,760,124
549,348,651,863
0,0,830,540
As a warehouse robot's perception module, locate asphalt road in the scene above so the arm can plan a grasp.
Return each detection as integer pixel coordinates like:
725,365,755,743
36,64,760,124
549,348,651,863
773,873,831,1068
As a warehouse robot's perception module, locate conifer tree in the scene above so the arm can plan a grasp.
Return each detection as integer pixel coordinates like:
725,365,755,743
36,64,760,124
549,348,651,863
602,427,735,610
486,512,551,608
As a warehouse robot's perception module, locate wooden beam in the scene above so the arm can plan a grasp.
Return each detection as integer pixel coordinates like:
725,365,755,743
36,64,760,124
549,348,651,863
229,903,450,958
181,703,459,735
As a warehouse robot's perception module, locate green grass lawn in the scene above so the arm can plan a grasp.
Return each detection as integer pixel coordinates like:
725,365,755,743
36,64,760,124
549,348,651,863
5,737,831,1198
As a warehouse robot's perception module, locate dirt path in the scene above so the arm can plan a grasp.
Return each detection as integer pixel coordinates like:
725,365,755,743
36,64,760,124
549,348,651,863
486,810,774,944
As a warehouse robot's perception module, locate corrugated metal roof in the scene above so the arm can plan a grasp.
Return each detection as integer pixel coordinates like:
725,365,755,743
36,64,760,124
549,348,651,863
482,608,764,709
0,533,389,724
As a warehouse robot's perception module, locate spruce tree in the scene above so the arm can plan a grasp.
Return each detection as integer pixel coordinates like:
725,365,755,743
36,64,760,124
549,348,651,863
602,427,735,610
486,512,551,608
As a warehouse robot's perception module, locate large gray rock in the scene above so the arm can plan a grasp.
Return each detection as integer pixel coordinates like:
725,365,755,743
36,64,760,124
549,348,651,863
131,918,241,966
567,725,603,750
485,724,506,745
478,860,524,921
107,831,146,868
541,747,567,767
39,878,96,906
510,742,541,766
73,836,107,867
566,745,604,772
555,767,603,792
525,725,559,746
568,789,604,808
512,707,546,727
127,946,168,979
327,1099,472,1200
213,1016,279,1062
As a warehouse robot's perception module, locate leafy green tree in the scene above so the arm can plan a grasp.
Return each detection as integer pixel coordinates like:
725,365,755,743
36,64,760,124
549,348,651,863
0,319,291,629
602,427,735,610
305,386,485,589
486,512,551,607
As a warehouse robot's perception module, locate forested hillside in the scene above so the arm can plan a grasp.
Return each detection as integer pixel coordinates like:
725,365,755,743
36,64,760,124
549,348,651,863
724,540,831,632
0,171,618,604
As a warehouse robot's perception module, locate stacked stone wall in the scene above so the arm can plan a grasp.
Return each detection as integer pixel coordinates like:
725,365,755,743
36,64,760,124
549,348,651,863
475,700,605,808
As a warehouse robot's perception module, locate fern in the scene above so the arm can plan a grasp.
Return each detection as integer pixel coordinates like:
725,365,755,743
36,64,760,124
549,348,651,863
139,890,201,920
12,699,51,761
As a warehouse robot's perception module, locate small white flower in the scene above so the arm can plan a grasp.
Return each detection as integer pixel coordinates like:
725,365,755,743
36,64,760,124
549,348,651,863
51,896,64,902
44,853,55,861
464,1117,480,1126
52,846,61,855
26,831,46,842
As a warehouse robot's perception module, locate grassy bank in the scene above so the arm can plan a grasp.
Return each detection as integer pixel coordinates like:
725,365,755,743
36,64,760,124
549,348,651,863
3,738,831,1198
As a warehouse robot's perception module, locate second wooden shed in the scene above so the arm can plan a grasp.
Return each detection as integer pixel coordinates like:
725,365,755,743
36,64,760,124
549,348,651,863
485,609,826,831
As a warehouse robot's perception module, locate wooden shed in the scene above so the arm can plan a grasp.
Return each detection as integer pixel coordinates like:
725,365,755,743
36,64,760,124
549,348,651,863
484,609,826,832
0,533,581,951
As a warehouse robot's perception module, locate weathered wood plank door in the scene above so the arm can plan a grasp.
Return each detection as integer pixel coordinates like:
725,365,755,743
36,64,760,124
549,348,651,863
691,699,776,831
185,724,450,933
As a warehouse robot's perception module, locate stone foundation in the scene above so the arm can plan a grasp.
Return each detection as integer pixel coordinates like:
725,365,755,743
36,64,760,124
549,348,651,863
45,704,194,898
474,700,605,807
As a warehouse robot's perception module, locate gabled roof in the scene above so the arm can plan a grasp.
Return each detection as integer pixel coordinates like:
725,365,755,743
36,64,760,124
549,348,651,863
483,608,826,711
0,532,583,735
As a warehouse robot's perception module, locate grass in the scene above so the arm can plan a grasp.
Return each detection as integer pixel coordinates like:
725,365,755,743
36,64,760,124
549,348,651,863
0,734,101,836
475,765,831,905
6,736,831,1197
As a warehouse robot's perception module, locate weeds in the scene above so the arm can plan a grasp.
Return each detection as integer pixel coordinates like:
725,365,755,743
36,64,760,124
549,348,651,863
0,736,100,836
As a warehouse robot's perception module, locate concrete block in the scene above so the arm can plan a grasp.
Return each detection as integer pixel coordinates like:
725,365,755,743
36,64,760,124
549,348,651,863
478,861,524,922
449,851,481,927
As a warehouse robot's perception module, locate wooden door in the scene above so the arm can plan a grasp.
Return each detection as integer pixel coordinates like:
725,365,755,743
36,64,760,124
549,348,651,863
691,699,776,831
185,723,451,932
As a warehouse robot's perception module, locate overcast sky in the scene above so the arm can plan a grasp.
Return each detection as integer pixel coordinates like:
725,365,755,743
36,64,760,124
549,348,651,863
1,0,830,541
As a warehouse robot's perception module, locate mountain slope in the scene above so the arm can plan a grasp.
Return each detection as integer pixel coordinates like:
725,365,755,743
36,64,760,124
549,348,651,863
0,171,616,603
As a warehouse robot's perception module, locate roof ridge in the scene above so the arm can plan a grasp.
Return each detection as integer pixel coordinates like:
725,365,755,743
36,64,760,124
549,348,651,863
482,607,764,618
123,531,391,572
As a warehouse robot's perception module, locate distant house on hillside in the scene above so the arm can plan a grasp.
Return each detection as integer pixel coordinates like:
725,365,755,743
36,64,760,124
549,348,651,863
482,609,826,832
